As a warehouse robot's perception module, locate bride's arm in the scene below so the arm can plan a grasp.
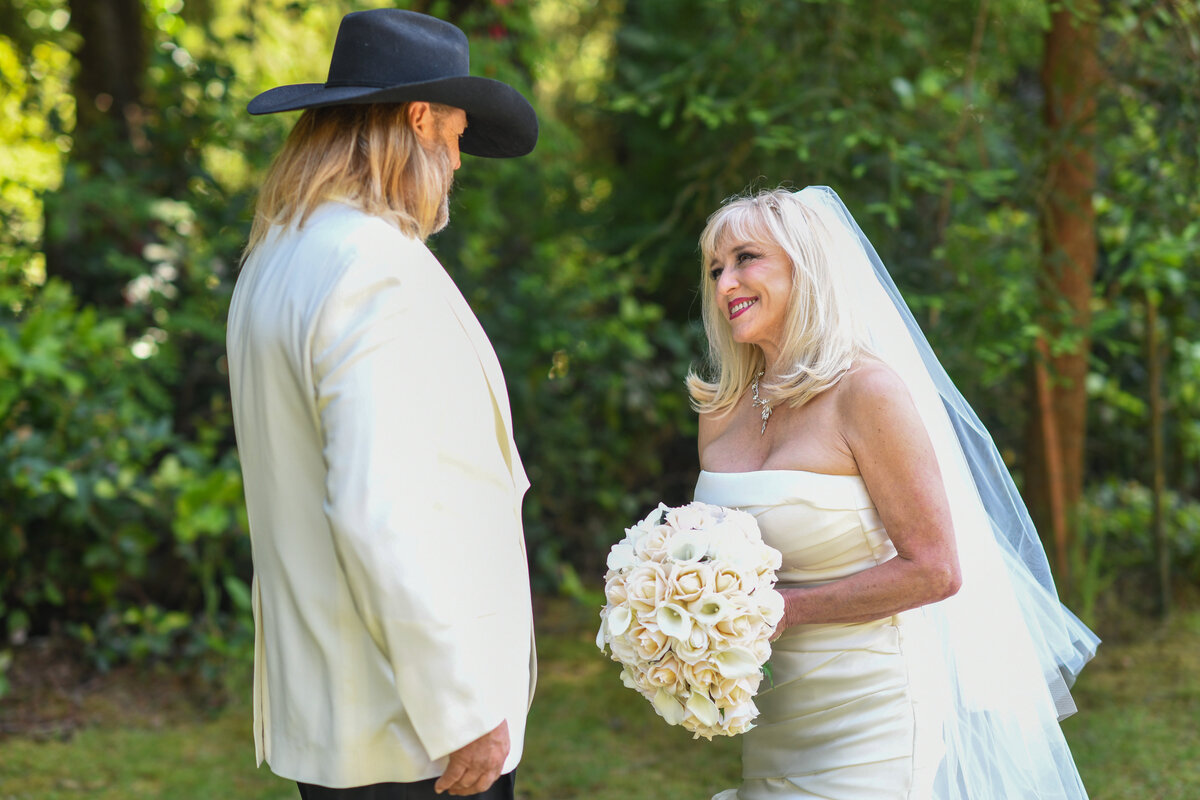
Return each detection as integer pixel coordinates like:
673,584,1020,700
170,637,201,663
776,362,961,630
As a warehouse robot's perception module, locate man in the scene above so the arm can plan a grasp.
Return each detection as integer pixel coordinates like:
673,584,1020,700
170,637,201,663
226,9,538,799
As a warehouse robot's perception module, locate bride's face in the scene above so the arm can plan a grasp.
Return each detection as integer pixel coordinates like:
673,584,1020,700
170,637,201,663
708,236,793,356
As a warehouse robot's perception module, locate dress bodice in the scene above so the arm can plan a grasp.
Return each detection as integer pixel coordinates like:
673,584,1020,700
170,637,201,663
693,469,898,587
696,469,945,799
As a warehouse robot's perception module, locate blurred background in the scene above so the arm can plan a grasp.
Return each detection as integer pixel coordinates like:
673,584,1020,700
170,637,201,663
0,0,1198,797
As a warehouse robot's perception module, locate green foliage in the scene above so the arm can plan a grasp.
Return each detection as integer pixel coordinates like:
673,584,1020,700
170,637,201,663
0,0,1198,684
1073,480,1200,624
594,0,1200,566
0,0,264,682
0,271,252,674
1086,2,1200,493
432,1,703,585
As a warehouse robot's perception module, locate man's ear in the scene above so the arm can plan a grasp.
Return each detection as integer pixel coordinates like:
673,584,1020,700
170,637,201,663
407,101,435,145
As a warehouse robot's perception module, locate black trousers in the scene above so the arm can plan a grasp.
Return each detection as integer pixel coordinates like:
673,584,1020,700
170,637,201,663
297,771,515,800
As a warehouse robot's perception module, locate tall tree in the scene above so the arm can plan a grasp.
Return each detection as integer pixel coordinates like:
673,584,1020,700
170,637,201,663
41,0,148,307
1027,0,1102,586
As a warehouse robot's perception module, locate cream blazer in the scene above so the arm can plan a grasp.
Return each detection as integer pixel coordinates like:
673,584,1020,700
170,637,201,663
227,202,536,788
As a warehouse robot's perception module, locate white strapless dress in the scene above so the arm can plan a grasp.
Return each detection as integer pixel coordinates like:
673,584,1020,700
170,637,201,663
696,469,948,800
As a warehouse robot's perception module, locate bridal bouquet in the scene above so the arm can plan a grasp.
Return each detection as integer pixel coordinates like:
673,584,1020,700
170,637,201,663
596,501,785,739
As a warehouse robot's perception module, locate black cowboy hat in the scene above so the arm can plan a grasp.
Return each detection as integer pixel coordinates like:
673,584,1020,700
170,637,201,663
247,8,537,159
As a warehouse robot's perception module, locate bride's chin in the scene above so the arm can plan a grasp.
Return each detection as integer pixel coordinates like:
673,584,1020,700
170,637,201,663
728,327,755,345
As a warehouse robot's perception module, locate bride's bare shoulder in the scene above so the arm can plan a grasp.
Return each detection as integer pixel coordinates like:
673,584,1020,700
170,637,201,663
698,402,740,452
834,356,922,433
839,356,908,400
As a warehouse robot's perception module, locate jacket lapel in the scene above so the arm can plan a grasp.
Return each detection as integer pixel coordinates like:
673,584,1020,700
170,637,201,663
429,261,530,496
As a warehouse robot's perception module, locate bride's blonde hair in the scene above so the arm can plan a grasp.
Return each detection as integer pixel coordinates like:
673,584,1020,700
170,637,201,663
686,188,872,415
245,102,455,255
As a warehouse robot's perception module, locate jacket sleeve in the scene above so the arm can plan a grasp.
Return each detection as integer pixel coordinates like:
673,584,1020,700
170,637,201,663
310,243,516,763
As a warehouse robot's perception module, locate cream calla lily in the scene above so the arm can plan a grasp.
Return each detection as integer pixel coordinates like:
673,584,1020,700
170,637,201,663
607,605,632,637
666,532,708,564
652,688,688,725
685,691,721,727
757,588,786,627
689,593,735,626
713,646,761,679
606,542,637,571
656,602,694,640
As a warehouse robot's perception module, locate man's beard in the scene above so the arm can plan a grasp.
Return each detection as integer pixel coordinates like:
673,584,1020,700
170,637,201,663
427,143,455,235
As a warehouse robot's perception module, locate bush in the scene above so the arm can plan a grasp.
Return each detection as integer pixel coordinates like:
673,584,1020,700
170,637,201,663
1073,479,1200,626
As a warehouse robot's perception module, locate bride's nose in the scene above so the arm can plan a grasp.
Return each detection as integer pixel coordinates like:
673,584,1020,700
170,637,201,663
716,268,738,296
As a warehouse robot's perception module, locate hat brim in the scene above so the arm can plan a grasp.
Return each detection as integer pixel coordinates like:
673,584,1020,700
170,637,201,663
247,75,537,159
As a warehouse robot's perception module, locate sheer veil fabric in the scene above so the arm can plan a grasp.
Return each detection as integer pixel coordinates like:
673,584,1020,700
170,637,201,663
793,186,1098,799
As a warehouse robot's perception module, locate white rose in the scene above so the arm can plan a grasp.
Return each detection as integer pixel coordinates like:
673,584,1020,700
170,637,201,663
763,542,782,573
665,503,715,532
604,573,629,606
620,663,657,700
714,602,766,643
625,562,669,616
724,509,763,543
608,629,639,664
629,621,671,662
672,625,712,665
645,652,688,696
701,519,742,549
711,565,753,595
633,524,675,563
623,505,665,548
666,562,712,605
720,537,767,573
711,673,761,706
718,700,759,736
679,659,721,691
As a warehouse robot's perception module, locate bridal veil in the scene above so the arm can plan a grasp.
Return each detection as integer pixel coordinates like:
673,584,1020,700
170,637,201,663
793,186,1098,799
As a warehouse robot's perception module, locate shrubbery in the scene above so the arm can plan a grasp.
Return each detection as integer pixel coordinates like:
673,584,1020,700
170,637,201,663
1,0,1198,695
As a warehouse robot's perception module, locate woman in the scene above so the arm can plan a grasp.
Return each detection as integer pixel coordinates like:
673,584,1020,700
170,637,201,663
690,187,1097,799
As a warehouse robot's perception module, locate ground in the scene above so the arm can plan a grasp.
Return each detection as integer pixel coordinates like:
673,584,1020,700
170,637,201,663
1,599,1198,799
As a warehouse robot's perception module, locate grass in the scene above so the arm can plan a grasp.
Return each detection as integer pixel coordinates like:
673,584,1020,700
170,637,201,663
1,600,1198,800
1062,609,1200,800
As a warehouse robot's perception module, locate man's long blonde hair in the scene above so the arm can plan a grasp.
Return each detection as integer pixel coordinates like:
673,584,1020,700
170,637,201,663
686,189,873,416
245,102,454,254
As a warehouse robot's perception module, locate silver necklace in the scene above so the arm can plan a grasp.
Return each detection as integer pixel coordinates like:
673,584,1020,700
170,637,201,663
751,370,772,435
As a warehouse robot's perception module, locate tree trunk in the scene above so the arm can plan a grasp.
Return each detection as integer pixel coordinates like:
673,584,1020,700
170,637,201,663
1026,1,1101,590
43,0,147,307
1146,291,1170,618
67,0,146,159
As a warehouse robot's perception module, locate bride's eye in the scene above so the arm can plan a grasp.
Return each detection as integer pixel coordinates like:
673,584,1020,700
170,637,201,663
709,266,724,281
736,251,758,264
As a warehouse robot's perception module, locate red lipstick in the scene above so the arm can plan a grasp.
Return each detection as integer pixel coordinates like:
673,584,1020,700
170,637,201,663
728,297,757,320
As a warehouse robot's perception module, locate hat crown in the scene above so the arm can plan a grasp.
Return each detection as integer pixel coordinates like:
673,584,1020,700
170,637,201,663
326,9,470,88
